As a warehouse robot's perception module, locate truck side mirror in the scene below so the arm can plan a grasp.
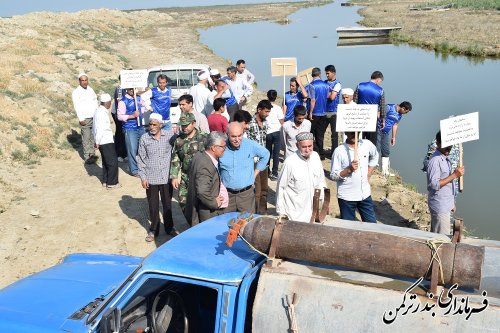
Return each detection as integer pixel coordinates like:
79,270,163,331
99,307,122,333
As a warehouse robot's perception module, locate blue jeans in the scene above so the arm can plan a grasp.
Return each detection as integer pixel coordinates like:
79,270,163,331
338,196,377,222
265,131,281,176
376,130,391,158
161,121,172,131
124,127,145,175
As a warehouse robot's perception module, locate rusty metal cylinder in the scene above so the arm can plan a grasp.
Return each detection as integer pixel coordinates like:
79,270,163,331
240,217,484,289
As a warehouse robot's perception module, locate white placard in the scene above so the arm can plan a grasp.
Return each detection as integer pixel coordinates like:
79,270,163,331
336,104,378,132
120,69,148,89
440,112,479,147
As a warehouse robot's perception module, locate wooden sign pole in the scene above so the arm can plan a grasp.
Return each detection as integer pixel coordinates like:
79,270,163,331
133,88,140,126
276,63,293,106
354,131,358,168
459,143,464,192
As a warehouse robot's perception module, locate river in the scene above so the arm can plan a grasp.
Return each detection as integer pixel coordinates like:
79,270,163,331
199,1,500,240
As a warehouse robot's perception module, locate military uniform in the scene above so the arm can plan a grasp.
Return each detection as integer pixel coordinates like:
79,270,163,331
170,112,208,212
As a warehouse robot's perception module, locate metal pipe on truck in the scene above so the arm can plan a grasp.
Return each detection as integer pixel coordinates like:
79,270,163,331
240,216,484,289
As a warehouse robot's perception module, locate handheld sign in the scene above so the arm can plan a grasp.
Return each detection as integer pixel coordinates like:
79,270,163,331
120,69,148,89
336,104,378,132
336,104,377,162
297,67,313,86
271,58,297,105
120,69,148,126
440,112,479,192
439,112,479,147
271,58,297,77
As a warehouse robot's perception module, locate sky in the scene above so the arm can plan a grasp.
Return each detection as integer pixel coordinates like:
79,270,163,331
1,0,304,17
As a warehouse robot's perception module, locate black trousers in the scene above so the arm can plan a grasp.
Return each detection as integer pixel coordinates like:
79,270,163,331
311,115,329,156
98,143,118,185
227,103,239,122
265,131,281,176
363,131,378,146
146,183,174,236
112,113,127,159
326,113,338,154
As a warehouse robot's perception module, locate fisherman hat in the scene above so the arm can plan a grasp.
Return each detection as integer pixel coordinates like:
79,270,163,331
149,113,163,123
197,70,210,81
296,132,314,142
100,93,112,103
342,88,354,96
210,68,220,76
178,112,196,126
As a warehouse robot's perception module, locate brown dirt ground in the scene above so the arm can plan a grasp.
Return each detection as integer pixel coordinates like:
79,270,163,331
354,0,500,58
0,1,429,289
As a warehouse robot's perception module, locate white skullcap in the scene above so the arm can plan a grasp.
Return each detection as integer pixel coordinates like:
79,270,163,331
100,93,111,103
210,68,220,76
149,113,163,123
342,88,354,96
296,132,314,142
78,72,87,79
197,70,210,81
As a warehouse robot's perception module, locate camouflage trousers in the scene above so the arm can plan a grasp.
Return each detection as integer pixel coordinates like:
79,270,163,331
177,178,188,212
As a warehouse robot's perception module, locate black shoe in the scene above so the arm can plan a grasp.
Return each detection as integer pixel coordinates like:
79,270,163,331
85,156,96,164
269,173,278,181
320,156,326,161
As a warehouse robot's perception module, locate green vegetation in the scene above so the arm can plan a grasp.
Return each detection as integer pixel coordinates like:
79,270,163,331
438,0,500,10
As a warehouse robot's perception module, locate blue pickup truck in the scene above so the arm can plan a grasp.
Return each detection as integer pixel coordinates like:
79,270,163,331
0,212,499,332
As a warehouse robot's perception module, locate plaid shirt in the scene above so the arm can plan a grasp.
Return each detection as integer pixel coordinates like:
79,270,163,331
137,129,174,185
247,115,268,147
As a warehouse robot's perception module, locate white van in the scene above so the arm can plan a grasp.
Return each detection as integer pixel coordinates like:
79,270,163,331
146,64,210,125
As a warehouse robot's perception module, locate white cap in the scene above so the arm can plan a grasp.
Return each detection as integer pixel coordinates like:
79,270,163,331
210,68,220,76
342,88,354,96
149,113,163,123
100,93,112,103
197,70,210,81
78,72,87,79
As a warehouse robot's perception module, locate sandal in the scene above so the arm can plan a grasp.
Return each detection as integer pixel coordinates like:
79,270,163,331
167,229,180,237
145,232,155,242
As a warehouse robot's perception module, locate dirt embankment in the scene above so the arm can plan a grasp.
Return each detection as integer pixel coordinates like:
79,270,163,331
0,1,429,289
353,0,500,58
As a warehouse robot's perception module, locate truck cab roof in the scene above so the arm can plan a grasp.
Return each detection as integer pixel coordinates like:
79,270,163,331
140,212,265,285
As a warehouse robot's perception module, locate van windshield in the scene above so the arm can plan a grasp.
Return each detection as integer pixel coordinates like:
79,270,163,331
147,69,198,89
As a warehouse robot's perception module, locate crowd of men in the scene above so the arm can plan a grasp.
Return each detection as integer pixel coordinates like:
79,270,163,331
73,61,463,241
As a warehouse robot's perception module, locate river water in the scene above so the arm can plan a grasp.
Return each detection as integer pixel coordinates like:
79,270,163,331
199,1,500,240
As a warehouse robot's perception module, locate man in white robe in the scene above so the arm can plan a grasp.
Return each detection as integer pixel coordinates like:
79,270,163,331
276,132,326,222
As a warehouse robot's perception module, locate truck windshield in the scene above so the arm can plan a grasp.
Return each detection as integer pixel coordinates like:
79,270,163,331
147,69,197,89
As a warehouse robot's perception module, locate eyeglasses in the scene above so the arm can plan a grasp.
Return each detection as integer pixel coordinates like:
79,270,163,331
215,145,227,151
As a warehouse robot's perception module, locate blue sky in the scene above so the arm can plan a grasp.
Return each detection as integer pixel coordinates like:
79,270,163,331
1,0,303,17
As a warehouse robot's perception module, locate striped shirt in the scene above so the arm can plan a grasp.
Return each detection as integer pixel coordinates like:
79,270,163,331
137,129,174,185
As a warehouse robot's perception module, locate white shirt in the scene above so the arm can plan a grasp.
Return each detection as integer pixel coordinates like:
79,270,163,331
276,151,326,222
267,104,284,134
225,76,253,102
189,83,212,117
330,139,379,201
72,85,97,121
237,68,255,85
93,105,114,145
281,119,312,159
192,110,210,134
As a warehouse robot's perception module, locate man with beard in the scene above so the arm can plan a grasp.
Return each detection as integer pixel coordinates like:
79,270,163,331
426,131,465,234
276,132,326,222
